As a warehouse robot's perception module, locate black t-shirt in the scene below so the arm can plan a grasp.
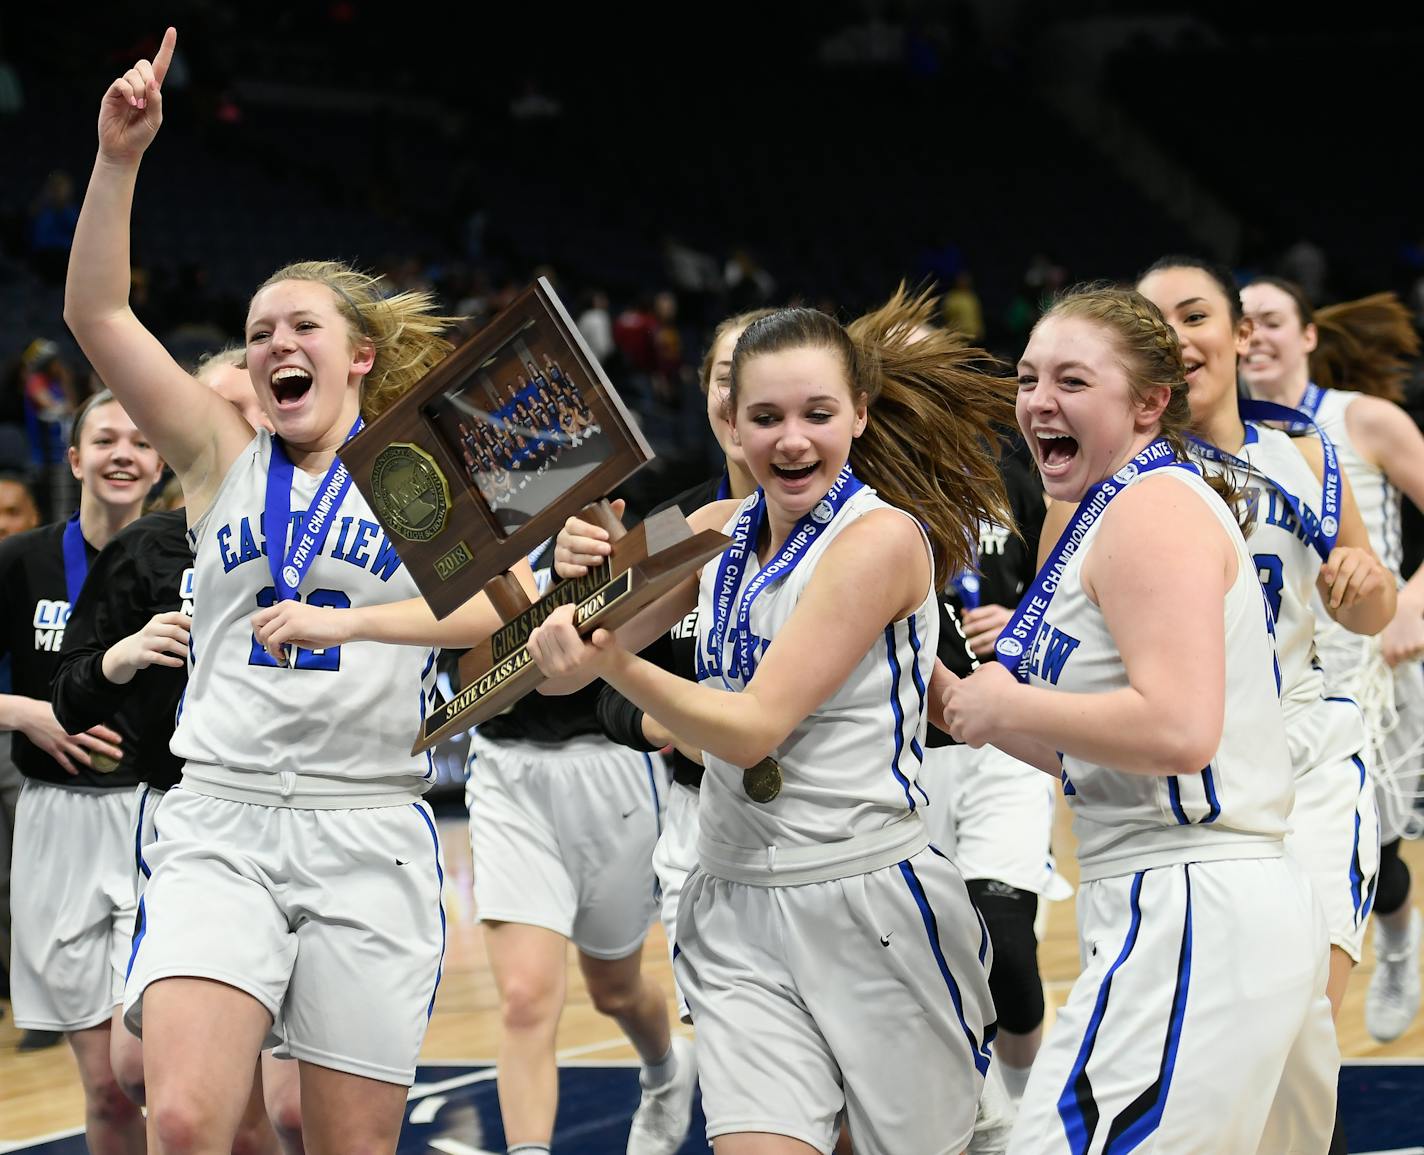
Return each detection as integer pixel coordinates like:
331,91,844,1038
0,517,138,788
597,474,727,789
52,509,191,790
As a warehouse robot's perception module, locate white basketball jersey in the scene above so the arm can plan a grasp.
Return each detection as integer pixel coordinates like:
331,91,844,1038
1213,424,1365,772
1312,389,1402,573
172,432,438,805
1309,388,1404,695
696,487,938,858
1031,469,1293,882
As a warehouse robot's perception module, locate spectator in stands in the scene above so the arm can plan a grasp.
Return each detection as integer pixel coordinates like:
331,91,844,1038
0,472,40,541
28,171,81,285
18,339,79,520
576,289,615,365
723,245,776,312
613,293,661,413
942,269,985,341
651,290,687,405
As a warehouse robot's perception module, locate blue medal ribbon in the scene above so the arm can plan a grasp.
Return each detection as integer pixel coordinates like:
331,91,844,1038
714,471,731,503
699,464,864,688
61,513,90,605
994,439,1194,682
1294,381,1326,422
1188,396,1341,561
263,417,364,601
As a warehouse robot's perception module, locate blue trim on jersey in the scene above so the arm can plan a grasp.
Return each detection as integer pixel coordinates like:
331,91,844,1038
883,624,916,810
134,786,152,879
907,614,930,801
1058,871,1145,1153
907,614,928,706
898,857,993,1076
1363,779,1380,921
412,803,447,1020
1101,867,1193,1153
125,896,147,981
1166,777,1189,825
1349,753,1369,923
1166,770,1219,826
1200,767,1221,824
175,633,198,726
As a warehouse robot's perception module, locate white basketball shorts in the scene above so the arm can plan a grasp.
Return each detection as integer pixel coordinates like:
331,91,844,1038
466,730,665,959
123,787,446,1085
9,779,136,1032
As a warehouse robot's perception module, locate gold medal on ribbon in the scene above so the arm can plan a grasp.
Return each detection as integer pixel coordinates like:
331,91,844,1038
742,755,783,803
90,753,120,773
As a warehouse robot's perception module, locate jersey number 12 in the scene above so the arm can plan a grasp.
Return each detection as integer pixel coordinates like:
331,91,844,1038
248,587,351,671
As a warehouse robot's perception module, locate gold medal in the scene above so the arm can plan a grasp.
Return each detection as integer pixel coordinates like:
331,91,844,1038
742,756,783,803
90,753,120,773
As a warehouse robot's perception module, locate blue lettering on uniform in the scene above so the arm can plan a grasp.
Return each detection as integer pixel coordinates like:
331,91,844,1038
347,520,378,569
217,517,264,572
1029,625,1081,686
1263,488,1313,548
235,517,262,566
370,535,404,581
217,523,237,572
215,514,401,580
331,516,356,561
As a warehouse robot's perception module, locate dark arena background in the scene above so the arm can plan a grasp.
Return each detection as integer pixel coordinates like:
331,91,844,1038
3,2,1424,1152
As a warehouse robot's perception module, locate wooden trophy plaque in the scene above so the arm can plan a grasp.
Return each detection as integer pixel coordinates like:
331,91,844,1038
337,277,730,753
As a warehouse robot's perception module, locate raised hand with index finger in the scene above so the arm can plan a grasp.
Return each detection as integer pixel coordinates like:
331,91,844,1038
97,26,177,164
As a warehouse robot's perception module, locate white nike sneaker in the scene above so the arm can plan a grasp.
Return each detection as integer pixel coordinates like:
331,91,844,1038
968,1062,1016,1155
627,1035,697,1155
1366,908,1422,1043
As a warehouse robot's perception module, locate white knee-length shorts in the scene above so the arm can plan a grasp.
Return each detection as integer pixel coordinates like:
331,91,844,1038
676,844,995,1155
467,730,665,959
1010,855,1337,1155
9,780,135,1032
123,788,446,1085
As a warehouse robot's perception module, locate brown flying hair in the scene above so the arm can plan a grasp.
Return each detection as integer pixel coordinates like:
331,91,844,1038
728,284,1015,581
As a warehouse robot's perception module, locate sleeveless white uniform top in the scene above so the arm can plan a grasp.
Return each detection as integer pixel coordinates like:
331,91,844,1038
173,432,438,807
695,486,937,884
1197,424,1367,773
1031,469,1293,882
1309,388,1404,690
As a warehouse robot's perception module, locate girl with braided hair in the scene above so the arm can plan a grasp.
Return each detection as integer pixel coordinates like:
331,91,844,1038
530,290,1013,1154
63,28,521,1153
938,285,1337,1152
1241,277,1424,1045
